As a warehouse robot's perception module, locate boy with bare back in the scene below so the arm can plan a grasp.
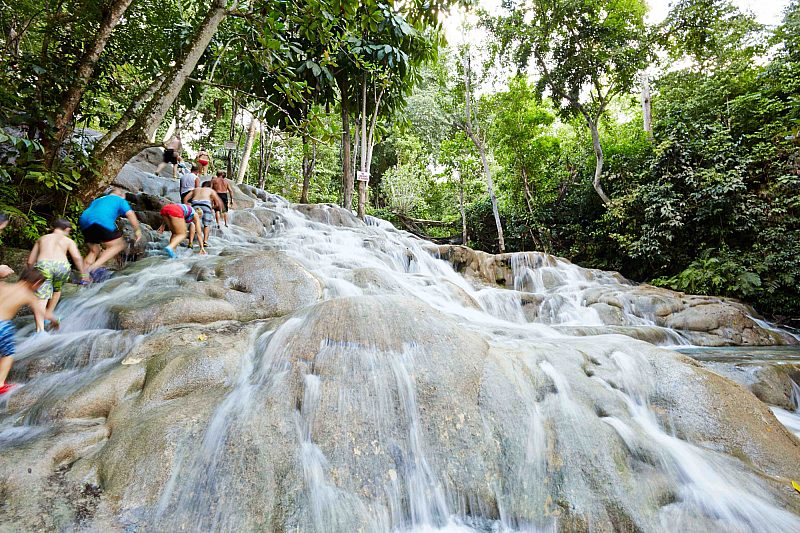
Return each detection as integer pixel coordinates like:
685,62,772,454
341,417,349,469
211,170,236,227
0,268,57,394
27,219,87,332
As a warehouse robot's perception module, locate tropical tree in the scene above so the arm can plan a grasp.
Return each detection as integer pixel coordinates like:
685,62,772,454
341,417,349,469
483,0,650,205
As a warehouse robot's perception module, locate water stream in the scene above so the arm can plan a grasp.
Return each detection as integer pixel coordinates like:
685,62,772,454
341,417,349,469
0,198,798,531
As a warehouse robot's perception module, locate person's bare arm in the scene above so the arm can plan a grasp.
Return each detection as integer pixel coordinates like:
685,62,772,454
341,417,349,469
184,189,195,203
227,180,236,208
26,240,40,267
0,265,13,279
194,176,200,188
67,239,86,273
125,210,142,242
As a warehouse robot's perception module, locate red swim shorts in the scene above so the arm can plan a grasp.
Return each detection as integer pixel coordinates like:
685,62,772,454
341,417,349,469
198,159,209,166
160,204,184,219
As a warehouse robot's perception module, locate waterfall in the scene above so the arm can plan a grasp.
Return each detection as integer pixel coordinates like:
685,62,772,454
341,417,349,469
0,197,798,532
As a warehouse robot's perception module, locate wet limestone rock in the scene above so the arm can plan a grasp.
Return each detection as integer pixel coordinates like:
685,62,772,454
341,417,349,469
110,288,237,331
295,203,364,228
216,250,323,320
429,244,797,347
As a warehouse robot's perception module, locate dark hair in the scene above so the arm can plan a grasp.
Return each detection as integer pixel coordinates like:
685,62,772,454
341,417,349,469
191,165,200,173
18,267,44,286
216,171,227,178
202,181,211,188
53,218,72,231
0,212,8,225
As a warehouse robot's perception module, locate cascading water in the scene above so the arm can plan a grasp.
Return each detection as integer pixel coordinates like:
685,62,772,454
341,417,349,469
0,194,799,532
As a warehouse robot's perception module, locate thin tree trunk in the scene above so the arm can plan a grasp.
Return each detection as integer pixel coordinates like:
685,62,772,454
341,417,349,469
257,121,265,189
458,168,467,245
47,0,134,167
338,76,354,210
642,74,653,140
358,76,368,219
85,0,230,202
236,115,258,184
521,167,534,213
463,51,505,252
587,119,611,205
227,99,237,177
301,128,311,203
259,127,275,190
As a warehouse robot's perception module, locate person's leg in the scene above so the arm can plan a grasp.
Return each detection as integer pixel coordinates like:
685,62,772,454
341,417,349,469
189,222,196,247
167,217,187,251
0,356,12,385
47,291,62,315
203,224,211,245
154,162,166,175
32,298,47,332
84,243,101,268
90,238,126,270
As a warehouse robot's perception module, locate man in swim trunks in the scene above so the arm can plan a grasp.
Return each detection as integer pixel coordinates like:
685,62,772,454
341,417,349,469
196,147,212,175
0,267,57,394
158,204,205,257
79,188,142,276
155,134,183,178
184,185,224,248
27,219,87,332
179,165,200,203
211,171,236,227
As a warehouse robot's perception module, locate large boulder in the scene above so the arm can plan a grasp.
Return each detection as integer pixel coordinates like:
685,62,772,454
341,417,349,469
216,250,323,320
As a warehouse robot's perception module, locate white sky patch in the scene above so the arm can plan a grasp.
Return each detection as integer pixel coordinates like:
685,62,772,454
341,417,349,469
444,0,792,47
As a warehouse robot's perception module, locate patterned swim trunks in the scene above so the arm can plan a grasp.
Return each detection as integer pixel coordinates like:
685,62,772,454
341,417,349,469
34,260,71,300
0,320,15,357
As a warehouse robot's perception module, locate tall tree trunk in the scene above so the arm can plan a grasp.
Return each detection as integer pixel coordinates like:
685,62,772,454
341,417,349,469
338,76,354,211
521,167,534,213
257,121,265,189
259,127,275,190
587,119,611,205
358,76,368,219
47,0,134,167
463,51,505,253
458,168,467,245
236,116,258,184
641,74,653,140
301,128,311,203
84,0,230,202
227,99,237,177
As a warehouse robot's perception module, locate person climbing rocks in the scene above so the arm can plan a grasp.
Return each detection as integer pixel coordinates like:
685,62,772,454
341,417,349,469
179,164,200,203
158,203,206,257
184,185,223,248
0,213,14,279
0,268,57,395
27,219,88,332
79,188,142,280
211,170,236,227
196,147,212,175
155,134,183,179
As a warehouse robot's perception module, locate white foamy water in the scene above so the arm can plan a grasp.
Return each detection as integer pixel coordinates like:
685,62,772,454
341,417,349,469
0,196,798,532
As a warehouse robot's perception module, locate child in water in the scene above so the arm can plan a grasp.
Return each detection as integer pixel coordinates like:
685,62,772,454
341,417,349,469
27,219,87,332
0,268,58,394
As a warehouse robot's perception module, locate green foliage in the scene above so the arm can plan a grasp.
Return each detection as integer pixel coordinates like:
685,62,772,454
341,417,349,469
652,250,763,298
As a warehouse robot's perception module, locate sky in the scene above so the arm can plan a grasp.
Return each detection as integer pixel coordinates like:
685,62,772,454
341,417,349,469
646,0,790,24
445,0,793,47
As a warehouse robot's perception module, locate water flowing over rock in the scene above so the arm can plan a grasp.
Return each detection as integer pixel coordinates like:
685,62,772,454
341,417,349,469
2,166,800,531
